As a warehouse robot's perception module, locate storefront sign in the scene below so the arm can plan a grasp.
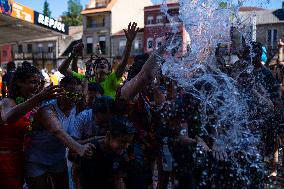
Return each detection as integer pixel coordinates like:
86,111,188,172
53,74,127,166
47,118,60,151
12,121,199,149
34,11,69,35
11,2,34,23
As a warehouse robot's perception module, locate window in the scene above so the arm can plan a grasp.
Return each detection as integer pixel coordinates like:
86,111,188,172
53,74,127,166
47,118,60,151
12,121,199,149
156,37,163,49
99,36,106,55
134,38,143,54
156,15,163,24
2,51,7,57
267,29,278,49
27,44,33,53
119,39,126,48
147,38,153,51
118,39,126,55
86,37,93,54
147,16,154,25
87,16,105,28
38,43,43,53
18,45,23,53
48,43,54,53
134,38,142,50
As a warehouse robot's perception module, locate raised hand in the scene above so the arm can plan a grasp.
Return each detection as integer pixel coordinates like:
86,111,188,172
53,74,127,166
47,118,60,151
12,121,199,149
212,142,228,161
196,136,211,152
124,22,139,42
37,85,64,101
78,143,95,158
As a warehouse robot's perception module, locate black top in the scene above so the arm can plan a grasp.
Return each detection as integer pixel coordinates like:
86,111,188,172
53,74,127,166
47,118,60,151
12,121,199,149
77,140,127,189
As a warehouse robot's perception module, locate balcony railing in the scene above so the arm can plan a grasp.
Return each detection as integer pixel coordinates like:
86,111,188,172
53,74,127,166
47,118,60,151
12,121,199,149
14,52,56,60
87,22,105,28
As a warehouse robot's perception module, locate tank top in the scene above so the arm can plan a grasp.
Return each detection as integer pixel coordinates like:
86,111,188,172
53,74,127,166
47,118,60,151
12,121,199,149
25,100,77,165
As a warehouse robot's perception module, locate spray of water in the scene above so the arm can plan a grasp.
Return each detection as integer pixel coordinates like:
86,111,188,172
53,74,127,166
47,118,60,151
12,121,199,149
159,0,274,186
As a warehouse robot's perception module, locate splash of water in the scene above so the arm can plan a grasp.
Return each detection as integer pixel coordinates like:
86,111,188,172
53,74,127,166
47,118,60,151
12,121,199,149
160,0,274,186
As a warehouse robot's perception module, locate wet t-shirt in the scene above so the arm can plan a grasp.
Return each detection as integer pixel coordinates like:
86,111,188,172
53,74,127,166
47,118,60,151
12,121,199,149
115,86,158,167
77,140,127,189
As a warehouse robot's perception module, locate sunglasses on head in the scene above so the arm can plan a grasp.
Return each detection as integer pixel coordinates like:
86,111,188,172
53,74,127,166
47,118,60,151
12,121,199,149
63,90,83,100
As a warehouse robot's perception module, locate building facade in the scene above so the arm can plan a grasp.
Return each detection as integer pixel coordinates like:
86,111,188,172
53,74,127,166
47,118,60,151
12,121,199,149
0,44,13,66
12,26,83,71
81,0,152,61
111,28,144,58
143,3,189,56
236,4,284,51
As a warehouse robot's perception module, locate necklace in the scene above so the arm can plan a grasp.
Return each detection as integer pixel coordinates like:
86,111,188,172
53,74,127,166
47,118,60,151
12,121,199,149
15,97,34,138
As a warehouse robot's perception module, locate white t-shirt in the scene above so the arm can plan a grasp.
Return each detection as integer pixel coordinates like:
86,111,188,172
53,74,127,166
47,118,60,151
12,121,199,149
72,109,97,139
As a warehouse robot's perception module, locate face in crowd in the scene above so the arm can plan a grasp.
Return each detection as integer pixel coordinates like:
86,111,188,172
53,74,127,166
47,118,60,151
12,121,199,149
94,58,111,82
60,76,83,104
17,74,40,98
11,65,41,99
105,116,135,155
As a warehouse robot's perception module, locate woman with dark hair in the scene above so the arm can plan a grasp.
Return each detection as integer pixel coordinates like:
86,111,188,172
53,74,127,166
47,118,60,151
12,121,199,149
0,65,62,189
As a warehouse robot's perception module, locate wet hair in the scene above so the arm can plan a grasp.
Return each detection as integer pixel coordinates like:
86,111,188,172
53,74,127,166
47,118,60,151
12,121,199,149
93,96,114,114
109,115,136,138
59,75,81,88
7,61,16,72
88,82,104,95
127,54,150,81
8,65,40,99
94,57,111,71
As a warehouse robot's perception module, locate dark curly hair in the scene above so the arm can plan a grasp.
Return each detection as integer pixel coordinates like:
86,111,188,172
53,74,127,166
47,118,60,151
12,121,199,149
109,115,136,138
8,65,40,99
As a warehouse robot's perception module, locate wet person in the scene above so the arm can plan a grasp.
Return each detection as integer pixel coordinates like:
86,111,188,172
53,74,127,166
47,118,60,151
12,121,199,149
76,115,136,189
59,22,139,98
68,96,115,189
73,96,115,141
115,53,161,189
249,42,283,177
24,76,94,189
0,65,62,189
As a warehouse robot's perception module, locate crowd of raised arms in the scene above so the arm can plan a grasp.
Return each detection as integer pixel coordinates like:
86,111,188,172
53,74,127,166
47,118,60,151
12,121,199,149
0,22,283,189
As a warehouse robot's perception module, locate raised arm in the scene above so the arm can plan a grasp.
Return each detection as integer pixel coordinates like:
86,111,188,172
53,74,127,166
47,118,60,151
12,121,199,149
37,106,94,157
0,85,63,124
121,49,165,101
59,43,84,76
115,22,139,78
71,56,79,73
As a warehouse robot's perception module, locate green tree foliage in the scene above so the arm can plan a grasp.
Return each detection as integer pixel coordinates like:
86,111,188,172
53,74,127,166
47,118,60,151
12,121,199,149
61,0,83,26
43,0,51,17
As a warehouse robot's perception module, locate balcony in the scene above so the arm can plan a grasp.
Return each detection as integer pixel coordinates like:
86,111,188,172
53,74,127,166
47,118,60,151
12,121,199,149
87,16,105,28
14,52,56,60
14,53,33,60
87,22,105,28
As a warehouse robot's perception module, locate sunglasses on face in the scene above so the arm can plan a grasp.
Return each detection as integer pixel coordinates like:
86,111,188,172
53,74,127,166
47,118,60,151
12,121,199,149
63,90,83,100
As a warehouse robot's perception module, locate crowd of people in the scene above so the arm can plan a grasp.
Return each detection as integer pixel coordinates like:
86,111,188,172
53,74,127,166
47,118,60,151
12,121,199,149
0,21,283,189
